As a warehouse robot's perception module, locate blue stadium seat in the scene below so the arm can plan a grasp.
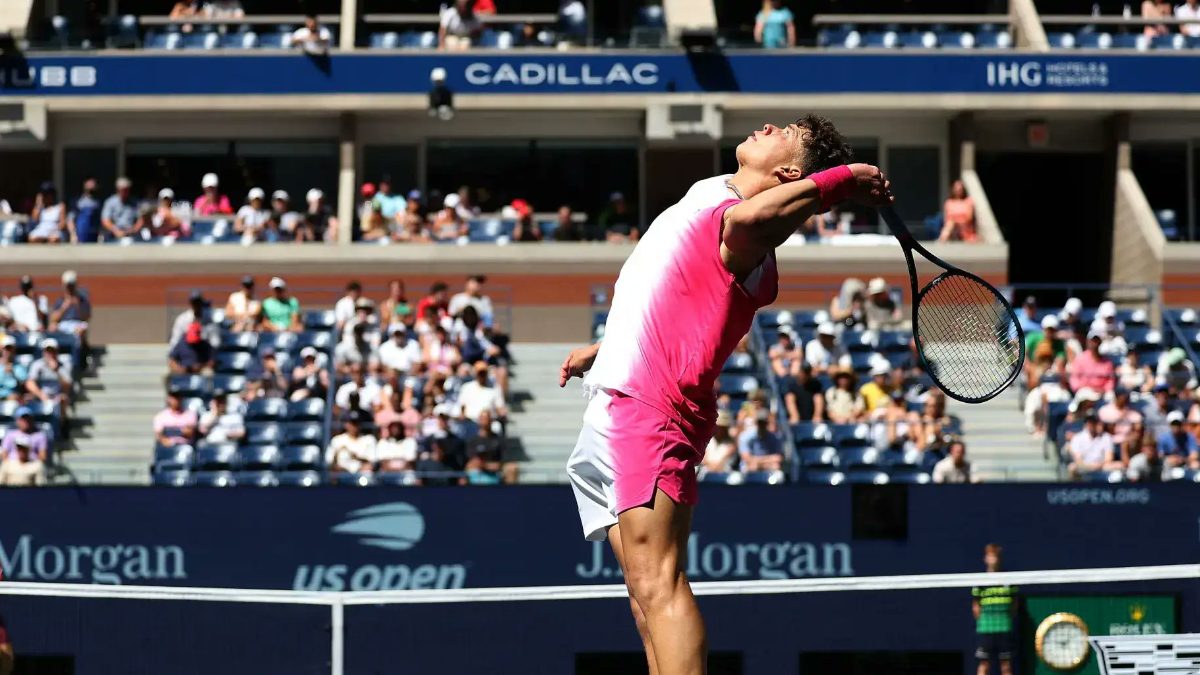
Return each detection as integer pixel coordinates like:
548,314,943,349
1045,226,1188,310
836,446,880,469
182,397,206,415
880,448,921,467
303,310,337,332
1082,469,1124,483
799,469,844,485
211,374,246,394
28,400,60,424
792,422,831,448
215,352,253,374
636,4,666,28
220,31,258,49
848,351,880,373
723,352,756,374
284,422,324,445
1139,350,1165,369
699,471,734,485
817,27,852,48
936,30,974,49
877,331,910,352
862,31,898,48
1076,31,1112,49
976,29,1012,48
277,470,322,486
882,351,913,370
153,469,190,486
1167,308,1198,326
844,468,889,484
257,31,290,49
797,445,838,467
12,333,38,355
244,422,283,445
1111,33,1142,49
887,466,932,484
259,332,299,355
1124,327,1158,349
718,374,760,396
842,330,876,352
279,444,322,471
286,398,325,422
0,400,17,423
742,471,786,485
218,331,258,353
153,443,193,472
237,444,280,470
191,470,238,487
297,330,334,352
330,472,377,487
830,423,872,447
235,470,279,487
194,442,239,470
898,31,936,49
245,397,288,422
1152,33,1188,49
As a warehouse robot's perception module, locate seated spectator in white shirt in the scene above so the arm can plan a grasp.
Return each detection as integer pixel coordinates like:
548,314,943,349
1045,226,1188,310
224,276,261,332
1068,413,1121,479
198,391,245,444
0,440,46,486
291,14,332,54
804,322,848,374
149,188,185,239
448,275,495,325
738,408,784,472
1176,0,1200,36
702,410,738,472
29,182,70,244
334,280,363,334
270,191,302,236
376,419,418,472
7,275,48,333
27,339,72,408
439,0,481,50
932,439,973,483
235,188,272,244
335,363,382,416
379,325,423,375
326,412,377,474
456,361,507,422
864,277,902,329
824,370,865,424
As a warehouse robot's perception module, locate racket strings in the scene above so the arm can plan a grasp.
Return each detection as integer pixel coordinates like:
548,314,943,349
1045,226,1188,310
916,273,1022,401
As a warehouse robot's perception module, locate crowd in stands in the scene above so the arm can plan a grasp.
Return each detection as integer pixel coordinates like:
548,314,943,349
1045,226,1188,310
153,274,517,486
0,272,91,487
1020,296,1200,482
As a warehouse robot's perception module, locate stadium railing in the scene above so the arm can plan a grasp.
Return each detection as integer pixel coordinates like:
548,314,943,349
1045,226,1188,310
811,13,1015,50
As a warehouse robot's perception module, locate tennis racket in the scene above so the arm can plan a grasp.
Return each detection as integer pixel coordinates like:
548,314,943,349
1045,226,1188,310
879,206,1024,404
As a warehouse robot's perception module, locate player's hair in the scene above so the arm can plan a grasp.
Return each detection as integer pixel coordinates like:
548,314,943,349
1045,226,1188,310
794,114,854,177
984,543,1002,556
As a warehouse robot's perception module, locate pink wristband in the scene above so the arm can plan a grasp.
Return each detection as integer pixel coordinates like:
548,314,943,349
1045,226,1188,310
809,165,855,211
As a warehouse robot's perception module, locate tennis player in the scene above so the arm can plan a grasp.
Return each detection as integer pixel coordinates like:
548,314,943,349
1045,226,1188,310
559,115,892,674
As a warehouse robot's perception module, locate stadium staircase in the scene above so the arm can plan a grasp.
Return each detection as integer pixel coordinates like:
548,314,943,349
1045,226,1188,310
948,387,1056,481
507,342,587,483
61,344,162,485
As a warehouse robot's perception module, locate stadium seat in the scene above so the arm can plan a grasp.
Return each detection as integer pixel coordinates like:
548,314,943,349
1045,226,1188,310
876,331,910,352
211,374,247,394
898,31,937,49
279,444,322,471
153,443,193,472
215,352,253,374
245,397,288,422
791,422,830,447
297,330,334,352
257,31,290,49
287,398,325,421
848,351,881,373
152,469,190,486
882,351,913,370
836,446,879,469
237,444,280,470
799,469,844,485
218,331,258,353
220,31,258,49
1082,469,1125,483
723,352,756,374
698,471,734,484
797,445,838,467
862,31,899,49
880,448,921,467
194,442,239,471
277,470,322,486
376,471,419,486
284,421,324,445
1169,308,1198,326
742,470,786,485
1124,327,1158,350
12,333,39,356
1076,31,1112,49
844,468,890,484
191,470,238,487
842,330,876,352
830,423,872,447
27,400,60,424
259,332,299,355
0,400,17,423
244,422,283,445
976,29,1012,48
1110,33,1143,50
235,470,279,487
303,310,337,331
718,374,760,396
330,472,377,486
936,30,974,49
887,466,932,484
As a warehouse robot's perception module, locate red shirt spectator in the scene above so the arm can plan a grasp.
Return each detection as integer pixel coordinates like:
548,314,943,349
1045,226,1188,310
415,281,450,326
1070,331,1115,393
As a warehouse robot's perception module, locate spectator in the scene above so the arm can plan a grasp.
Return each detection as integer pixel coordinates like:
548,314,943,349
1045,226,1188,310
864,277,902,329
342,298,379,343
804,322,847,374
1025,314,1066,363
932,438,973,483
416,282,450,328
198,390,245,444
1157,410,1199,471
101,177,139,241
29,182,70,244
372,179,405,222
1157,348,1197,392
379,324,422,375
334,322,374,373
830,290,868,332
1068,413,1120,478
457,361,507,421
559,0,587,43
872,391,917,451
335,363,382,416
2,407,49,463
754,0,795,49
473,0,497,15
171,0,203,24
396,190,431,243
738,408,784,472
224,276,261,332
1059,297,1085,337
235,187,272,244
465,410,513,484
270,191,301,237
859,362,893,414
334,281,364,334
768,330,801,378
0,336,27,400
448,275,494,325
298,188,337,243
1068,328,1116,394
7,275,47,332
244,350,289,400
1142,0,1171,37
168,313,215,374
423,324,462,375
0,437,46,486
1097,386,1142,454
702,409,738,472
326,412,377,475
439,0,481,50
149,188,185,239
193,173,233,216
600,192,638,242
416,433,464,486
1126,436,1162,482
431,194,467,242
911,391,953,450
939,179,977,242
1143,383,1174,439
1017,296,1041,337
456,186,481,221
27,339,71,408
376,419,418,472
358,182,378,224
291,14,332,54
169,291,215,350
71,177,102,243
50,270,91,347
380,279,411,329
1176,0,1200,36
784,362,825,424
203,0,244,19
289,346,329,402
261,277,302,332
1116,350,1154,393
824,370,864,424
511,199,542,242
360,201,390,241
154,392,197,448
553,205,583,241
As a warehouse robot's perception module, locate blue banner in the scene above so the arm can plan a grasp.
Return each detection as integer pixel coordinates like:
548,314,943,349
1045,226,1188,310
0,484,1195,590
2,52,1200,96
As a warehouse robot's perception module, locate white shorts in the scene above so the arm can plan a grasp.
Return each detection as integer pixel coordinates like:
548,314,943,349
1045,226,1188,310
566,389,619,542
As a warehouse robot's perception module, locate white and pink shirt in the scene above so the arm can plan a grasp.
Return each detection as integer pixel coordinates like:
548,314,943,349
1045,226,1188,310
584,176,778,435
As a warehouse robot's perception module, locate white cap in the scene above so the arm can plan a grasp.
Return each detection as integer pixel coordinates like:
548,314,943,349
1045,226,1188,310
443,193,461,209
389,323,406,335
248,187,266,201
1167,410,1185,424
1041,314,1059,329
269,276,286,289
1077,387,1102,402
300,346,318,358
867,277,888,295
1097,301,1116,318
115,176,132,189
158,187,175,200
1087,327,1104,340
305,188,323,203
272,190,289,202
817,321,836,337
201,173,219,188
61,270,77,286
1063,297,1083,315
1089,318,1109,335
40,337,58,350
870,362,890,376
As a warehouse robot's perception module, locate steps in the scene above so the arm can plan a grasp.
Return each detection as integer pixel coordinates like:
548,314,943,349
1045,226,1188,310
59,344,165,485
948,387,1056,481
505,342,588,484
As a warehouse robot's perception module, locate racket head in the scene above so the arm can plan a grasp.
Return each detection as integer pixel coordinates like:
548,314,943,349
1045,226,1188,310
912,270,1026,404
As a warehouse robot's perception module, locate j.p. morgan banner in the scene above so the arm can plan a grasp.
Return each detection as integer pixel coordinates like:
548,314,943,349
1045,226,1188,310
6,53,1200,96
0,484,1196,590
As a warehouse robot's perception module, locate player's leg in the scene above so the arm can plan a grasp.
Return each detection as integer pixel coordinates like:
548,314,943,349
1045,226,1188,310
999,658,1012,675
976,635,993,675
977,660,991,675
608,523,659,675
619,488,706,675
997,634,1014,675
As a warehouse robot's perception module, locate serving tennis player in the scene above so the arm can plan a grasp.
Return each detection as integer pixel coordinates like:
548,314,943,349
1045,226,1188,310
558,115,892,674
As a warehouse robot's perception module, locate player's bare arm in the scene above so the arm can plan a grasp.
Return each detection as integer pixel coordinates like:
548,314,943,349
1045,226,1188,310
558,341,600,387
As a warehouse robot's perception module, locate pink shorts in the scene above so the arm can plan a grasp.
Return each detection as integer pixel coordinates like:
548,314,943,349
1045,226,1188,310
566,388,704,541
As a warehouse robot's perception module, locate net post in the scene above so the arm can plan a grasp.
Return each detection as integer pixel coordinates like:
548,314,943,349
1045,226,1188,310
330,597,344,675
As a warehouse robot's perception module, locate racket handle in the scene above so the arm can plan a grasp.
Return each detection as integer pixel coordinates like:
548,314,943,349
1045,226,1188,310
880,206,917,247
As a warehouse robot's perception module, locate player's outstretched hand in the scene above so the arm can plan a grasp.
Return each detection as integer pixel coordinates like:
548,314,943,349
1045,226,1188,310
558,342,600,387
847,163,894,207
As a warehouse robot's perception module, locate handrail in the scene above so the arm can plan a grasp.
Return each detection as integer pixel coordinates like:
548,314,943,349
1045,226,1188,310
812,13,1011,27
362,13,558,25
139,14,342,26
1039,14,1200,26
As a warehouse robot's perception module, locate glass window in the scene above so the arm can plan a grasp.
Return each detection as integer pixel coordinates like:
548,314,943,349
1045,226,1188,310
362,145,419,195
1131,142,1188,240
887,146,941,225
64,147,118,205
